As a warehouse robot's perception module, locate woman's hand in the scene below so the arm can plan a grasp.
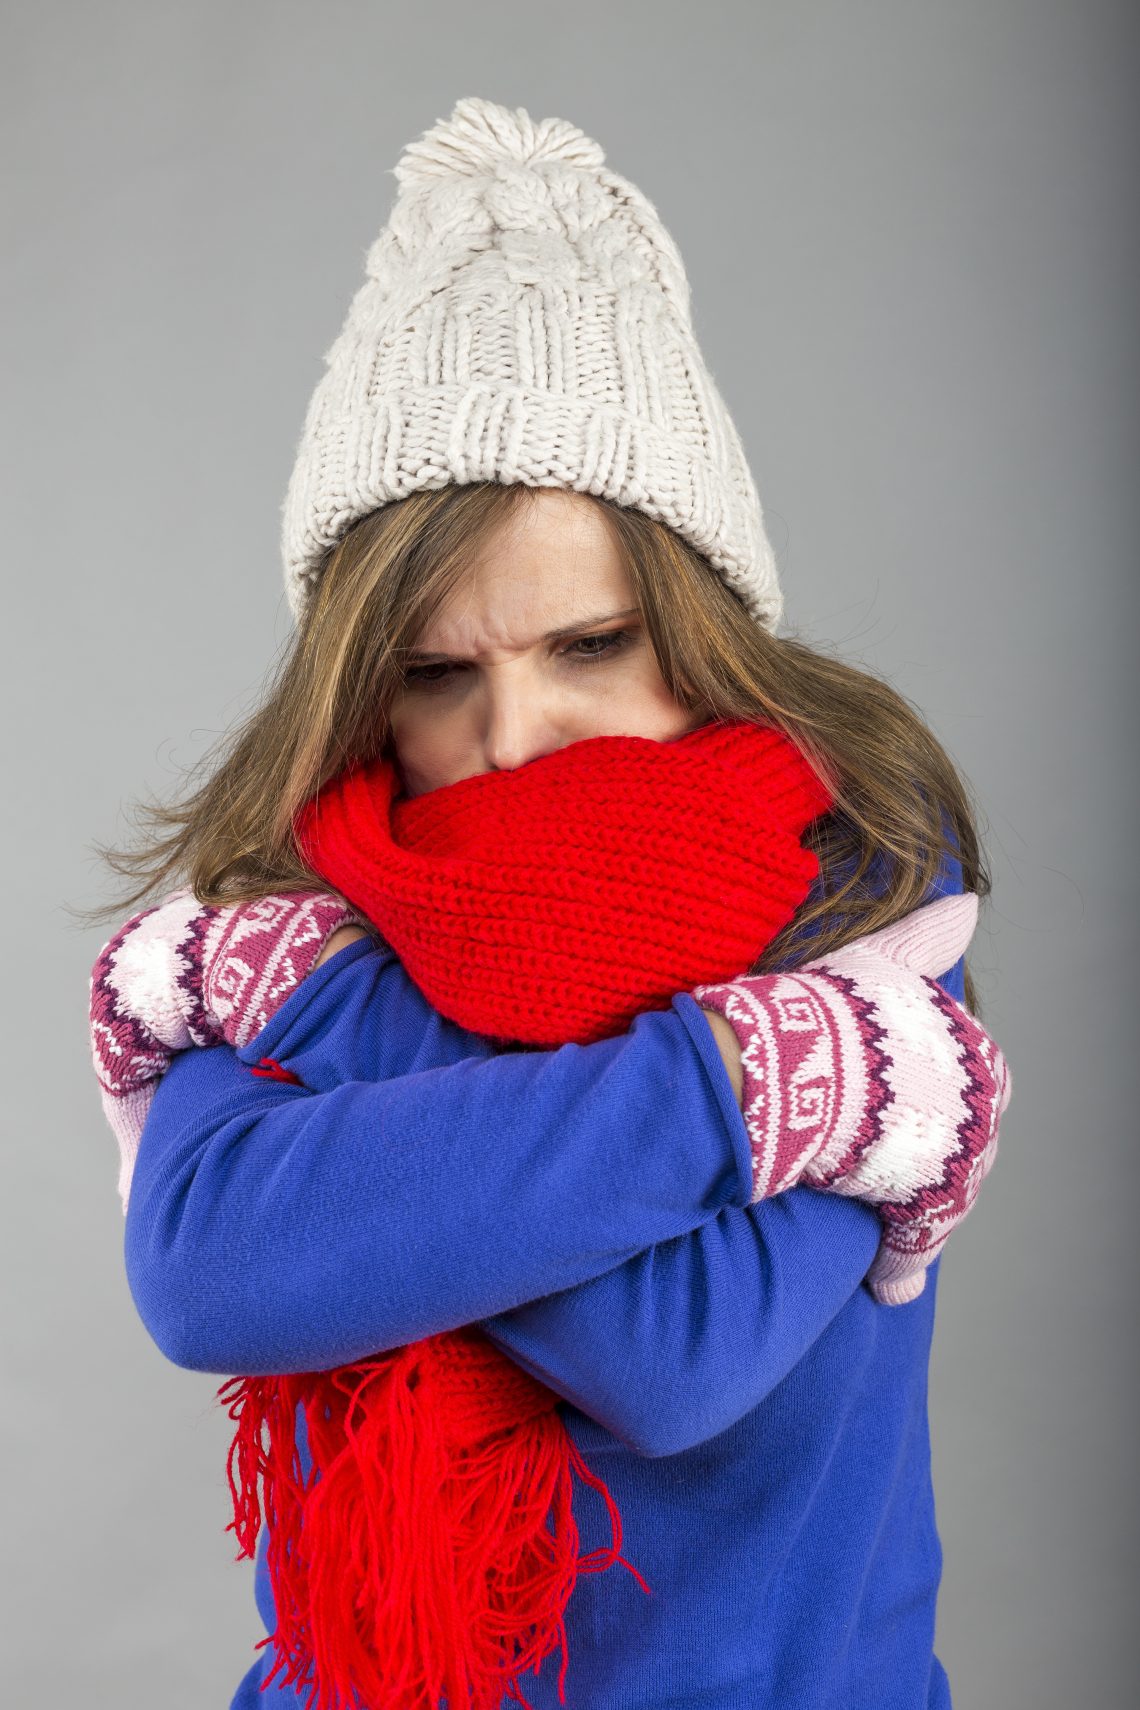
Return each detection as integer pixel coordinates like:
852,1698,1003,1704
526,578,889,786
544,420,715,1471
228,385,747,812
692,893,1012,1306
89,886,370,1208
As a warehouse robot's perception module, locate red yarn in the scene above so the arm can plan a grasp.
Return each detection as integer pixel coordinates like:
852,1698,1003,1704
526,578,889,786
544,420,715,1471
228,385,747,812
249,1055,305,1085
219,1332,648,1710
218,719,832,1710
294,718,834,1047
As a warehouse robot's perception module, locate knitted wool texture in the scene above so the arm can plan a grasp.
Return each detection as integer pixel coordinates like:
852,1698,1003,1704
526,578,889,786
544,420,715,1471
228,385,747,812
89,890,367,1210
280,96,782,632
292,718,832,1048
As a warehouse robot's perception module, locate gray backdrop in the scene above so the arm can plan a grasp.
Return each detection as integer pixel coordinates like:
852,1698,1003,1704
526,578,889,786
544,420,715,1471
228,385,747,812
5,1,1135,1703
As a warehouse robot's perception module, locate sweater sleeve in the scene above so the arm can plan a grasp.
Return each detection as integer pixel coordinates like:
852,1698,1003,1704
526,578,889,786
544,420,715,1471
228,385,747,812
478,844,967,1455
125,850,966,1451
122,941,754,1375
479,1162,884,1458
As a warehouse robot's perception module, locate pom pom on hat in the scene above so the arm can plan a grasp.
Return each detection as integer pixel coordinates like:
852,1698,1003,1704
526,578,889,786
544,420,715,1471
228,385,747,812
393,95,607,187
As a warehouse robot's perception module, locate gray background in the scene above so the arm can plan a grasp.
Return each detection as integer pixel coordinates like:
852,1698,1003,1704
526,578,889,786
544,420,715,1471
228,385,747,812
4,1,1134,1702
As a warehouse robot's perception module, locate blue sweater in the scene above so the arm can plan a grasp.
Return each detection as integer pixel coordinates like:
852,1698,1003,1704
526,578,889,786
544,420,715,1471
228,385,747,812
125,863,965,1710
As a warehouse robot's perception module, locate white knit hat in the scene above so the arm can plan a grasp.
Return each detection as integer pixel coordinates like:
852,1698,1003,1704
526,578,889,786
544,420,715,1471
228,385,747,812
280,96,783,632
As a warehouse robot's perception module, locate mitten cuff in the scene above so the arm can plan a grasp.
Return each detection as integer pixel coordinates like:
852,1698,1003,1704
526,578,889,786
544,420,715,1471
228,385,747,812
202,892,368,1047
691,972,853,1201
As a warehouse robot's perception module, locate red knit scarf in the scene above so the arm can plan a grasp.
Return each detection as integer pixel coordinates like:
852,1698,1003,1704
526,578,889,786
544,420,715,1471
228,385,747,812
218,718,832,1710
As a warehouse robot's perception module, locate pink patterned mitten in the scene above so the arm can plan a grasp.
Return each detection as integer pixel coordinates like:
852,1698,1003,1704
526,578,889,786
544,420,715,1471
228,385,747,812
89,887,371,1212
692,893,1012,1305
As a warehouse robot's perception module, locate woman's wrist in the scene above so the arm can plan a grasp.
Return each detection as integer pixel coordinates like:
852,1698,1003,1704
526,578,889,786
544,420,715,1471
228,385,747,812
699,1007,744,1107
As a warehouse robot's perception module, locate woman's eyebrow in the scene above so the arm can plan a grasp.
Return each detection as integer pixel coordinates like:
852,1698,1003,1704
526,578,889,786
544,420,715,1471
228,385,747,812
406,607,640,662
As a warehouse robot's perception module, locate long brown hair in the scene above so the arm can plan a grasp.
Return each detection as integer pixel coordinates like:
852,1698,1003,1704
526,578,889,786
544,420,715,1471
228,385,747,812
71,482,991,1012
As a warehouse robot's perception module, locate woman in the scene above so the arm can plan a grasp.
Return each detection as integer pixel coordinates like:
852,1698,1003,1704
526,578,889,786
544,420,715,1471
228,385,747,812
86,99,1009,1709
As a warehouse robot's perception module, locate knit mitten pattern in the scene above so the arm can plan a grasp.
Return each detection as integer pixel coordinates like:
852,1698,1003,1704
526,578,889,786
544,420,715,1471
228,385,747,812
89,887,369,1211
691,892,1012,1306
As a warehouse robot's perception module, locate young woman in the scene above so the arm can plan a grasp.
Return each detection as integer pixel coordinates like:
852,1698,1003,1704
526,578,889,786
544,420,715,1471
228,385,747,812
85,99,1010,1710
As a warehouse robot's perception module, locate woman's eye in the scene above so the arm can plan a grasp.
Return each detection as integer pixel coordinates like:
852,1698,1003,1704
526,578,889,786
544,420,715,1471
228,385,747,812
404,662,456,685
567,629,631,663
402,630,631,690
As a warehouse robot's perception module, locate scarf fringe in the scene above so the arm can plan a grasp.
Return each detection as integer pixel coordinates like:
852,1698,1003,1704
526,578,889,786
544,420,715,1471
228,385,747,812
218,1336,652,1710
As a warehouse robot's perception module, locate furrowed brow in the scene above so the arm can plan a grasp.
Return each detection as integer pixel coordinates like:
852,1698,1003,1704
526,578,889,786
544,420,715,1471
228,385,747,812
405,607,640,663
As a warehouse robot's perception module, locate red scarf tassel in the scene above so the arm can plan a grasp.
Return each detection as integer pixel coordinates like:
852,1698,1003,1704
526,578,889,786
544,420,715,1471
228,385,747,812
217,1332,652,1710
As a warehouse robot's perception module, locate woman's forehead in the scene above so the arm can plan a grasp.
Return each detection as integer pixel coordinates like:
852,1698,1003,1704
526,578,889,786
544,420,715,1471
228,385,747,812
412,495,635,655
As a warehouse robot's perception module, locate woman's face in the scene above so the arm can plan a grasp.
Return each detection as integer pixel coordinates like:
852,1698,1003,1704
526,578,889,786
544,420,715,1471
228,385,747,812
386,489,706,797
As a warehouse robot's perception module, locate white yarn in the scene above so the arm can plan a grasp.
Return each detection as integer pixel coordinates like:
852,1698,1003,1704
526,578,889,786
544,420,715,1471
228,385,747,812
280,96,783,632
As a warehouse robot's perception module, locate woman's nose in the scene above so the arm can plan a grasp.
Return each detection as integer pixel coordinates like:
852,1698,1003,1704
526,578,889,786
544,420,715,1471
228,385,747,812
482,677,561,774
